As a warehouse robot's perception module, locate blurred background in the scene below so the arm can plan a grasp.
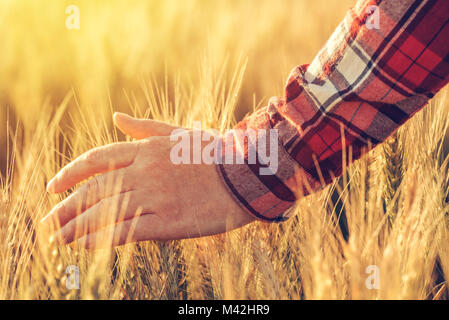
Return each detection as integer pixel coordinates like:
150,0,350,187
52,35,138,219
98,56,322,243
0,0,353,176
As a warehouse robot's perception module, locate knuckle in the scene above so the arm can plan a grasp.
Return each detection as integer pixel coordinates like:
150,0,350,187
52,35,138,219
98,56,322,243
140,136,159,150
126,174,137,191
142,136,156,144
125,141,143,166
57,201,68,216
87,175,101,194
98,198,108,211
84,147,102,164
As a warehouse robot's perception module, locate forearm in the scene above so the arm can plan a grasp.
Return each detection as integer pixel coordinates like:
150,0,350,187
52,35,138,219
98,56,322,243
217,0,449,222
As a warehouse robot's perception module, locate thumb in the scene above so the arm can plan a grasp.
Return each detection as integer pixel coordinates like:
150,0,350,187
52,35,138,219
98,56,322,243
113,112,179,139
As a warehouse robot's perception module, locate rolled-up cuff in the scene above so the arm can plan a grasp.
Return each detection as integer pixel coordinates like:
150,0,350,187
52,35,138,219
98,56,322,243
214,92,322,222
214,128,317,222
216,161,294,222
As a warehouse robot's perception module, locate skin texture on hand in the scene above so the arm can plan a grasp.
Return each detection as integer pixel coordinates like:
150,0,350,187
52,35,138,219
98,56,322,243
41,113,255,249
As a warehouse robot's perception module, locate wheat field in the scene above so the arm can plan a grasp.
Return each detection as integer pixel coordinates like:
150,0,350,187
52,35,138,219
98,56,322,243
1,0,449,300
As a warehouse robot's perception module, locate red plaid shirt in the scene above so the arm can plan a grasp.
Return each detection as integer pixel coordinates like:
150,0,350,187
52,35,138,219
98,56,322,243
216,0,449,222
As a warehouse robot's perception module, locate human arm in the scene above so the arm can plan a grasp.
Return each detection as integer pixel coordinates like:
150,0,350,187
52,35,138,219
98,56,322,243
41,0,449,247
219,0,449,222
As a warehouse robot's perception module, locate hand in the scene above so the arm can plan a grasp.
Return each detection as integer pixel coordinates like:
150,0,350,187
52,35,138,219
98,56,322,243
41,113,255,249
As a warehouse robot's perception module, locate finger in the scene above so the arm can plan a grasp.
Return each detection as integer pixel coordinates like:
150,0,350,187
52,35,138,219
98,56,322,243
47,142,138,194
55,190,159,244
41,167,131,228
76,214,161,249
113,112,179,139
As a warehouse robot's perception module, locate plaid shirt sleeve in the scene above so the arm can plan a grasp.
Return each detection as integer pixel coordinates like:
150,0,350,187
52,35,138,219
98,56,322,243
216,0,449,222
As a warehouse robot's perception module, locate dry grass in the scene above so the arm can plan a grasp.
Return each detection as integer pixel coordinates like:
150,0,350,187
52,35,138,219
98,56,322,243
1,0,449,300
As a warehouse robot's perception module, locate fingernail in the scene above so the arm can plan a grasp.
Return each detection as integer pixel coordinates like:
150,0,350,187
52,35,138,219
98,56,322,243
40,212,50,224
40,210,53,224
114,112,129,119
46,179,55,193
113,112,131,125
